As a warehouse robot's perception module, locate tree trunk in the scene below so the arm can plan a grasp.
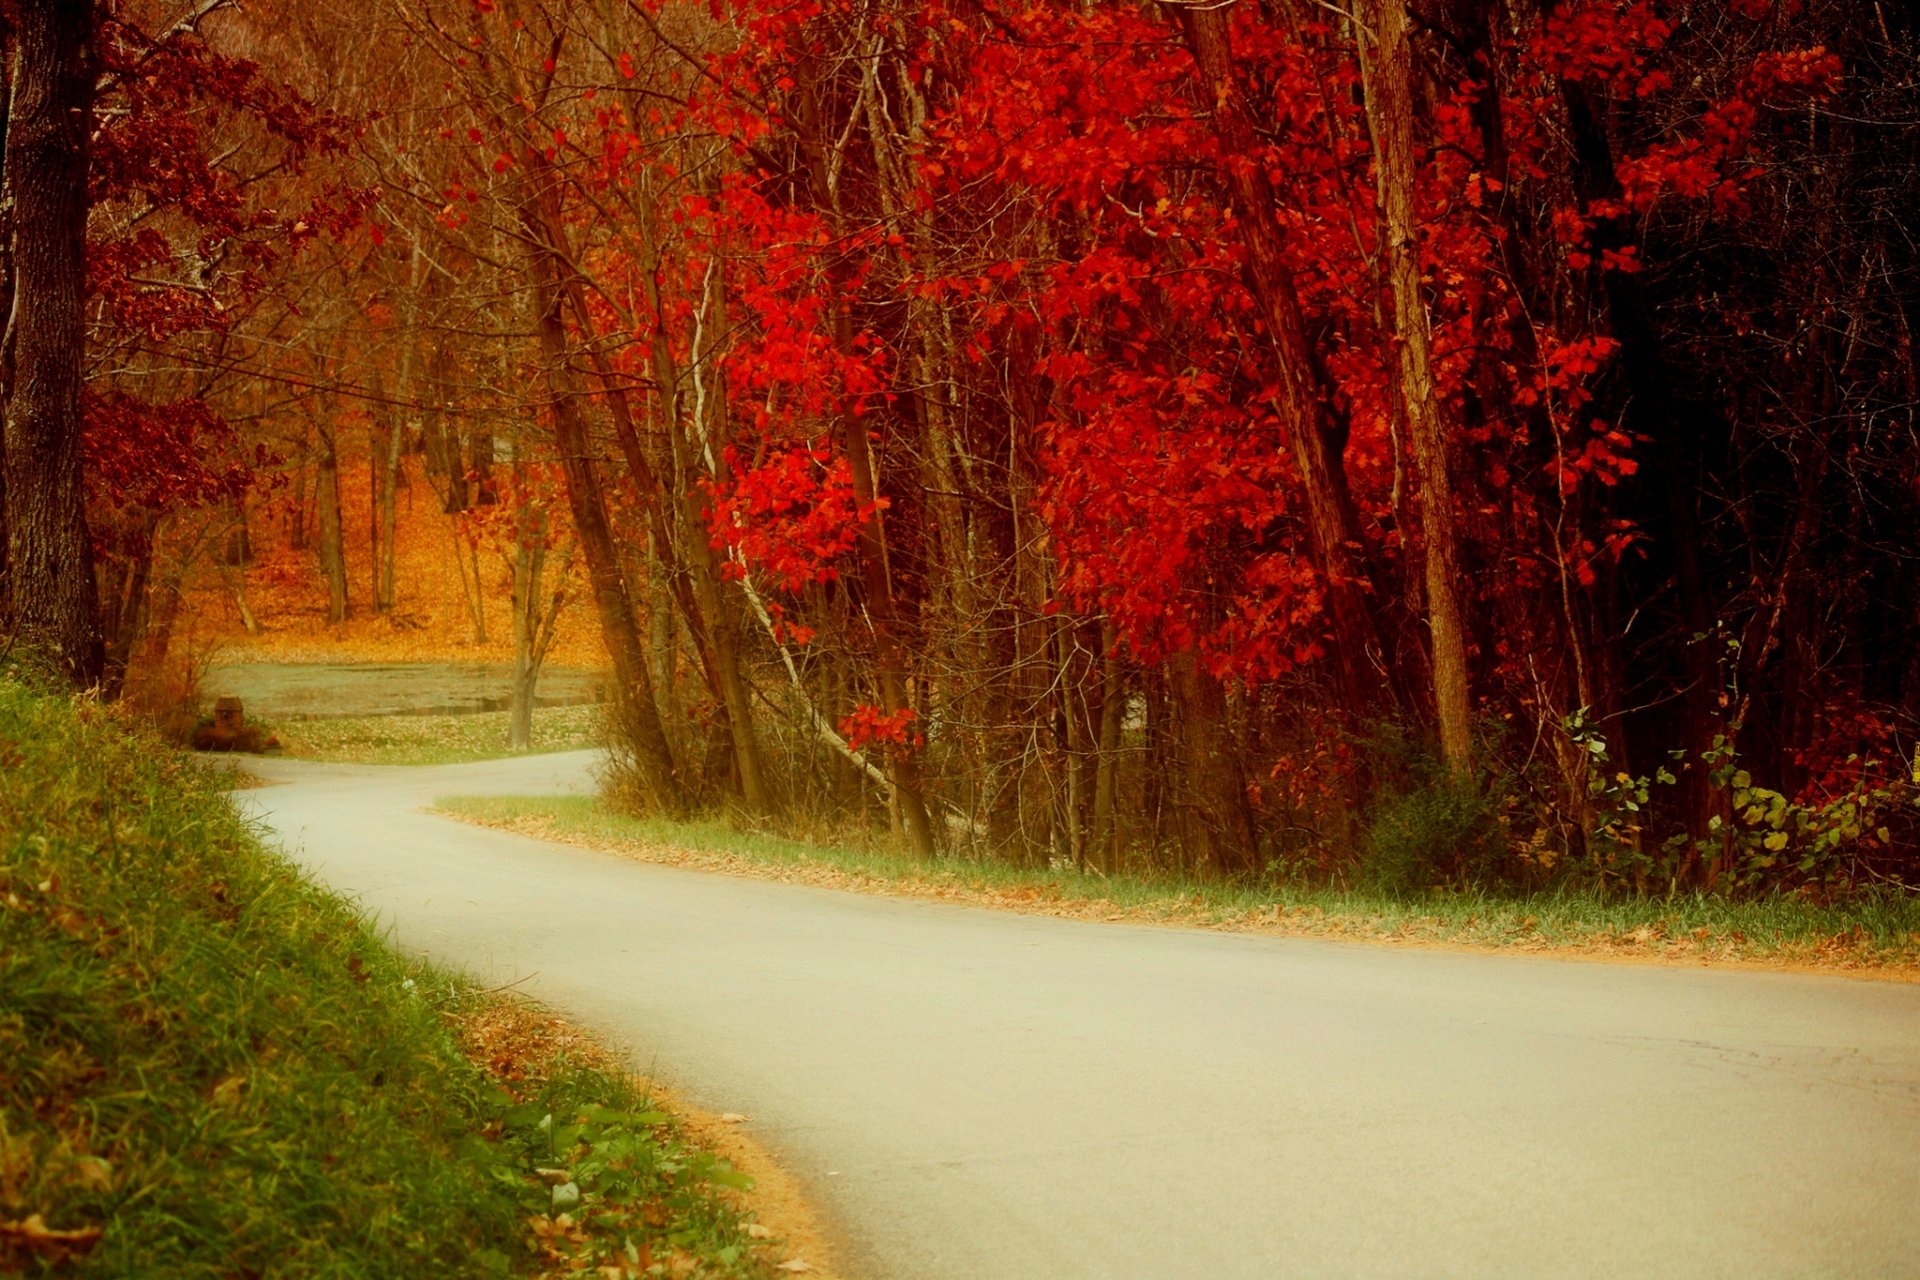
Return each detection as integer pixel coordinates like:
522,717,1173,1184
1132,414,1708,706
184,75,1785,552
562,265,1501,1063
370,409,389,610
1169,647,1255,876
0,34,13,628
1090,621,1125,873
377,251,419,614
1174,6,1383,718
99,524,153,698
634,224,775,816
1,0,101,686
507,491,548,751
514,160,686,816
288,430,310,551
797,76,939,858
315,422,349,624
1361,0,1475,775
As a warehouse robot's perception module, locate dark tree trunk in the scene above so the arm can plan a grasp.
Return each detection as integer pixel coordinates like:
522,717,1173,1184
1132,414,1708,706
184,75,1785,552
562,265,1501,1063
797,76,939,859
315,423,349,624
2,0,101,686
370,410,389,609
515,160,687,816
507,462,561,752
1090,622,1125,873
0,28,12,628
1169,648,1255,876
1175,6,1386,721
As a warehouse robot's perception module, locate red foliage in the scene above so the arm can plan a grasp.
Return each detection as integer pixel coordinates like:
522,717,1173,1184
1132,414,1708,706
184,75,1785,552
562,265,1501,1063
837,704,923,755
85,7,373,544
706,445,875,592
83,392,259,516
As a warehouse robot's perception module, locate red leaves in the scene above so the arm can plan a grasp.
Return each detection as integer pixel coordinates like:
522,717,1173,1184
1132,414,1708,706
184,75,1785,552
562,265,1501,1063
837,705,922,754
83,392,260,542
706,446,873,592
471,0,1845,720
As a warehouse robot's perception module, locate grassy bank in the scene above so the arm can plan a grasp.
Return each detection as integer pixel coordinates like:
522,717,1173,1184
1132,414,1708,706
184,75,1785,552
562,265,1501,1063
0,680,776,1277
278,703,601,765
436,794,1920,975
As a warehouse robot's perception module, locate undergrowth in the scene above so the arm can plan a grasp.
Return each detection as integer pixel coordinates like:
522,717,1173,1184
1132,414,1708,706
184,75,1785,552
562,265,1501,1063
0,678,767,1277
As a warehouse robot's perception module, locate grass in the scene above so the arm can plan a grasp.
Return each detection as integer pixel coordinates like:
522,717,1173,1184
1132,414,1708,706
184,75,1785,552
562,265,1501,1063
278,703,602,766
435,794,1920,974
0,679,774,1278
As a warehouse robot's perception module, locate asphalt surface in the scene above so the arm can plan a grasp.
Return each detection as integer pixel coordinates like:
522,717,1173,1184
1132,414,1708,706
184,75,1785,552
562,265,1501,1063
241,751,1920,1279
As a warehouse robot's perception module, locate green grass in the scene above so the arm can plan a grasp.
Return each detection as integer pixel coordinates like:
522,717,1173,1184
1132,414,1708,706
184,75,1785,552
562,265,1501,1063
0,680,768,1277
436,794,1920,971
279,703,602,766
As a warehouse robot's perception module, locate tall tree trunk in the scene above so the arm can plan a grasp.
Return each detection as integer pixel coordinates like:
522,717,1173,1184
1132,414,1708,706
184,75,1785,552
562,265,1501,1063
1169,647,1255,876
1,0,101,686
798,77,939,858
635,224,774,816
1174,6,1384,718
507,475,557,752
288,430,310,551
0,33,13,628
836,398,939,859
1090,621,1125,873
369,410,388,609
315,422,349,624
514,163,687,816
1361,0,1475,775
378,250,421,615
99,519,155,697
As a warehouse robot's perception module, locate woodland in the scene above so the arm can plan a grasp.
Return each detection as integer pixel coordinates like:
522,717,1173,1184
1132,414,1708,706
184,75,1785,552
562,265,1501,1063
2,0,1918,896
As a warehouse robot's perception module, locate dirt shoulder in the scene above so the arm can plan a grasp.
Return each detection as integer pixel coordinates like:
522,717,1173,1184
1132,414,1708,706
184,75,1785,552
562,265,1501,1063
458,992,844,1278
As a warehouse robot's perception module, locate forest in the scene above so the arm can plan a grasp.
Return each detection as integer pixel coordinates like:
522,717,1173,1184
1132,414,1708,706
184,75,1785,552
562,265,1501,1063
3,0,1918,897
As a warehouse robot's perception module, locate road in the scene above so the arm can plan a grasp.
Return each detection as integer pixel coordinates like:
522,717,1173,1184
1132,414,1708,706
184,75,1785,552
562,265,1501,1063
241,752,1920,1279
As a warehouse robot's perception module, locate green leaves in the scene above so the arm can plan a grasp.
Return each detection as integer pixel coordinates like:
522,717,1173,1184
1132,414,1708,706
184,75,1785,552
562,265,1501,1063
1568,706,1912,892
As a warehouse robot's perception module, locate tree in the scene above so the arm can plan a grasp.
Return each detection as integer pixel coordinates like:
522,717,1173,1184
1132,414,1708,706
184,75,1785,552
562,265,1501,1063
1359,0,1474,776
2,0,103,686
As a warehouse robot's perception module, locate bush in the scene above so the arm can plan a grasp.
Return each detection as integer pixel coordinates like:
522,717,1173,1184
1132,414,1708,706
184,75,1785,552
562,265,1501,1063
1357,777,1508,894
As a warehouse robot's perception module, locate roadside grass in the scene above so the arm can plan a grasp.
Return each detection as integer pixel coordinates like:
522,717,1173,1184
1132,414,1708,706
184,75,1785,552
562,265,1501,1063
436,794,1920,974
0,679,772,1278
278,703,601,765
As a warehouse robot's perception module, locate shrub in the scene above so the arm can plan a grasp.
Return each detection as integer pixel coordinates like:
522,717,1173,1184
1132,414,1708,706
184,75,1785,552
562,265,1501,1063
1357,777,1507,894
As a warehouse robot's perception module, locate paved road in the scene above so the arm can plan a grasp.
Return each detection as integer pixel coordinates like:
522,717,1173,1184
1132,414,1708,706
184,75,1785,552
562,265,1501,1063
241,752,1920,1279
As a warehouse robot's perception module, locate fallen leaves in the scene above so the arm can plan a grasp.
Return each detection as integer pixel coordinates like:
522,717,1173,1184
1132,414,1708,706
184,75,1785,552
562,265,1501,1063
455,995,617,1092
0,1214,104,1266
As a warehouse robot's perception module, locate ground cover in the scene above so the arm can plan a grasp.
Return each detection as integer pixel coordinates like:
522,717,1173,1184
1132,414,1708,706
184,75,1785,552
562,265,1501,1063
0,679,789,1277
276,703,601,765
436,794,1920,976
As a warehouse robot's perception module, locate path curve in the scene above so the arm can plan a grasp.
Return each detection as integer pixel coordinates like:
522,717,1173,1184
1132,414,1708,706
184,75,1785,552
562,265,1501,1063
241,752,1920,1279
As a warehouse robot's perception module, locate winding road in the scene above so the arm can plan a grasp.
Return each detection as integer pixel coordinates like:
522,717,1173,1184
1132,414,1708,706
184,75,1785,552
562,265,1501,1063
242,752,1920,1279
